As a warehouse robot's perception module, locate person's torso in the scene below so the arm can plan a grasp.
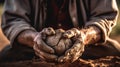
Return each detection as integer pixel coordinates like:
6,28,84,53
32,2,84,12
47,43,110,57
45,0,73,30
31,0,89,31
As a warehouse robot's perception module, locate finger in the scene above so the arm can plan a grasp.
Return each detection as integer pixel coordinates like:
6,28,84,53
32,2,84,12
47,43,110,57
58,53,72,63
55,29,65,34
34,33,40,42
35,47,58,62
59,51,79,63
70,41,85,62
36,38,55,54
71,50,82,62
64,41,82,56
33,32,55,54
58,56,68,63
72,45,84,62
63,30,75,38
58,48,73,63
41,27,55,36
33,44,46,61
63,28,80,38
58,40,84,62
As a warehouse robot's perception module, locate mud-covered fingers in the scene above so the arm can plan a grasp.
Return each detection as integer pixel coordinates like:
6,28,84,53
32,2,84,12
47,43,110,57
41,27,55,36
58,41,84,62
58,50,81,63
63,30,74,38
34,44,58,62
35,38,55,54
33,33,40,42
63,28,80,38
58,56,68,63
41,40,55,53
57,49,72,63
33,44,46,61
70,48,84,62
69,41,85,62
37,50,58,62
65,41,82,56
33,34,55,54
55,29,65,34
57,47,76,63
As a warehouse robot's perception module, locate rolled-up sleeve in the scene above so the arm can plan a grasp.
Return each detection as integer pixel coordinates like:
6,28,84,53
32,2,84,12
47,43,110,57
1,0,35,45
85,0,119,43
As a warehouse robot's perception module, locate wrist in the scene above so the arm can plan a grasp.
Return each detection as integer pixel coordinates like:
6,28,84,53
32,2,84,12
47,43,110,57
82,26,101,45
17,30,38,47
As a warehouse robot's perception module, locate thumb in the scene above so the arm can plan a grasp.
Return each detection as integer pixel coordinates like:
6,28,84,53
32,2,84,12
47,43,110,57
63,28,80,38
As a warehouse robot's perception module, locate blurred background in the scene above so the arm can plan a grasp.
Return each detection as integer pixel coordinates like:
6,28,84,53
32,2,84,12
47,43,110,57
0,0,120,50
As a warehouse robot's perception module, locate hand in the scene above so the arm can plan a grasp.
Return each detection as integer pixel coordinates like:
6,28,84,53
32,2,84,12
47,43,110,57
17,30,38,47
33,27,58,62
58,28,85,63
58,26,101,63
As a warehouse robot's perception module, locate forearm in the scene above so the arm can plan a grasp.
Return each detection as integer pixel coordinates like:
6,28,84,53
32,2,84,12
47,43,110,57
17,30,38,47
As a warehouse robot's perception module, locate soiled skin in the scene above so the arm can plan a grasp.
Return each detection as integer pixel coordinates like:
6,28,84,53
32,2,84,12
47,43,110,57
46,29,73,56
57,26,101,63
33,27,74,62
33,26,101,62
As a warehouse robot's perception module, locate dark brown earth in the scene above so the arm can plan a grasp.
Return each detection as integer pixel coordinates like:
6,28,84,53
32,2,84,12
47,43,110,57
0,56,120,67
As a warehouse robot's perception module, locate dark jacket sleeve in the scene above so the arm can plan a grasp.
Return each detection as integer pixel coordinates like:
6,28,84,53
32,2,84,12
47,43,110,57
85,0,119,42
1,0,36,45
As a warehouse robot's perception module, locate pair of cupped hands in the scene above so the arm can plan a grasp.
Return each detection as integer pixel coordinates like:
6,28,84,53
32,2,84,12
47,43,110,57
33,27,85,63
